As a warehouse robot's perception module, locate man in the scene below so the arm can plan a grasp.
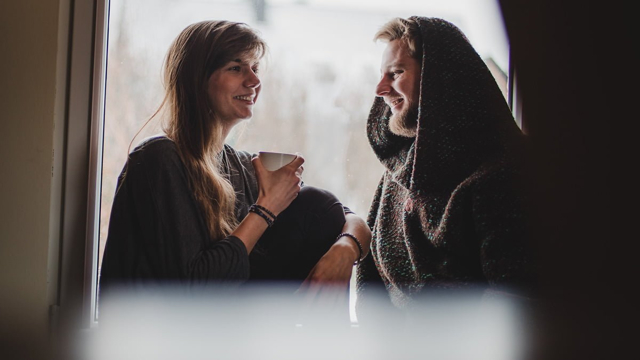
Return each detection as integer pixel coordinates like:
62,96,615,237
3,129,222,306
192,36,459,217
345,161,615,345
356,17,534,316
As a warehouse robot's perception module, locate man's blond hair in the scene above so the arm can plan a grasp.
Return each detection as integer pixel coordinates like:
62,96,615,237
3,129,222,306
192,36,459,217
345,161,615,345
374,17,422,60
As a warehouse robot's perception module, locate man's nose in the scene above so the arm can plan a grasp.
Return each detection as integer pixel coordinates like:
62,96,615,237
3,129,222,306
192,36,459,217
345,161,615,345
375,77,390,96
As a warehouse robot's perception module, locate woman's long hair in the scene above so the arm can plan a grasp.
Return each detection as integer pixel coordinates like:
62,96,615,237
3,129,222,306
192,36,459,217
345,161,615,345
161,20,267,240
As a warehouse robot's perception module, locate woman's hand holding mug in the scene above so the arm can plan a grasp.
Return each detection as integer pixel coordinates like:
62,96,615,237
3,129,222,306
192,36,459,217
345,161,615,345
252,152,304,216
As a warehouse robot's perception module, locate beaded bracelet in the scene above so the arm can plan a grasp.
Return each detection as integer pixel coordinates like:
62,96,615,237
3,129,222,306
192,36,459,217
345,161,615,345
336,232,364,265
249,204,274,227
252,204,277,222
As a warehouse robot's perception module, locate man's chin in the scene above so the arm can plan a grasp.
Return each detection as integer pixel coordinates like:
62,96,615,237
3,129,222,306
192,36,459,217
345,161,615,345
389,112,417,138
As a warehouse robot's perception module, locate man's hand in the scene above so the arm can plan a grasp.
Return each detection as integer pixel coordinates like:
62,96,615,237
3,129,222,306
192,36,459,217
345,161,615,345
296,241,356,311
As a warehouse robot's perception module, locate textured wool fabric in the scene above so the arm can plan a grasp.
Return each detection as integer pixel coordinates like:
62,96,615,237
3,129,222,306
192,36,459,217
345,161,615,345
356,17,534,312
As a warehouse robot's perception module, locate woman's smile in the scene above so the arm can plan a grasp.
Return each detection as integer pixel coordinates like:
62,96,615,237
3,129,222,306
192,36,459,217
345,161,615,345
233,94,256,104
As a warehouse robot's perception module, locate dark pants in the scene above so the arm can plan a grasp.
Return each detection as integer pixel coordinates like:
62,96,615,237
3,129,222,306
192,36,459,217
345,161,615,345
247,186,351,325
249,186,347,282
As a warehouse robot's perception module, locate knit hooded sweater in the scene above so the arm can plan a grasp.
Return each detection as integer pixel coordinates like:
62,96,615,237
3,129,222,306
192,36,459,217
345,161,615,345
356,17,534,311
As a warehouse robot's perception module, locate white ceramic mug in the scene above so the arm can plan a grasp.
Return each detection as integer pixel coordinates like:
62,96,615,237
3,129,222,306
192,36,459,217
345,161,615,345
258,151,297,171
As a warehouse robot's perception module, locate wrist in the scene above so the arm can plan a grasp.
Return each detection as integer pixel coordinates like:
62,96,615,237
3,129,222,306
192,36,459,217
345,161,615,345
335,233,363,264
329,240,360,264
255,198,281,217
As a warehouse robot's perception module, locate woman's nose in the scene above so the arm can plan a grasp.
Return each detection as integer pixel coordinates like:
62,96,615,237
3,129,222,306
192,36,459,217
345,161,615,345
245,70,260,88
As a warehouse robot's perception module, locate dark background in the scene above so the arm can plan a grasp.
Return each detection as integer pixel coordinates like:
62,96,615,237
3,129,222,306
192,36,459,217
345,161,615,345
500,0,621,358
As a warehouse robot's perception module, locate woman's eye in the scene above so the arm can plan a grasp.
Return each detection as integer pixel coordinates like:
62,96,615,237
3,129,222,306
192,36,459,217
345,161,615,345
229,66,241,72
252,67,259,74
392,70,403,78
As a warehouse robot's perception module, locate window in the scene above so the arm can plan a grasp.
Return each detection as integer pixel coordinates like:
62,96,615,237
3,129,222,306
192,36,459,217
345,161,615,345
90,0,512,323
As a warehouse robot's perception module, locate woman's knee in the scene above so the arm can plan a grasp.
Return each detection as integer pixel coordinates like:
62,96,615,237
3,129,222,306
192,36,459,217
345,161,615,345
280,186,345,228
292,186,341,214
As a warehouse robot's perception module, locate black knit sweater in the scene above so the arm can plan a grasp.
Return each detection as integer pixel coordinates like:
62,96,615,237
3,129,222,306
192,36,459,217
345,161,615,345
356,17,535,312
99,137,258,295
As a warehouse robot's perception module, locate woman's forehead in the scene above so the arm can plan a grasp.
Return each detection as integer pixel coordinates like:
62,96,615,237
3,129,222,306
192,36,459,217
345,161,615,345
238,48,265,62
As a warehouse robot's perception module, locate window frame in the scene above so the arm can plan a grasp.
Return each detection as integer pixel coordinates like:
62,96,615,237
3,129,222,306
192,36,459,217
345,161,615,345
65,0,522,329
508,49,524,131
56,0,110,328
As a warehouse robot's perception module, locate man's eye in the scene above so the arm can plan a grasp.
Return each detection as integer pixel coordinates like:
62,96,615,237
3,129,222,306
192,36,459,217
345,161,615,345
393,70,403,78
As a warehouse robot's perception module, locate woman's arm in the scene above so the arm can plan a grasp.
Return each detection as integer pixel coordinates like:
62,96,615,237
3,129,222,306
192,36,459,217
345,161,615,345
301,213,372,286
231,155,305,253
295,212,371,314
101,140,255,287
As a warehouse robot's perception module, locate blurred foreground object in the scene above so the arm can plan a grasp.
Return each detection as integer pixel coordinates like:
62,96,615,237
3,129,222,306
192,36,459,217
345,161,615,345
82,284,528,360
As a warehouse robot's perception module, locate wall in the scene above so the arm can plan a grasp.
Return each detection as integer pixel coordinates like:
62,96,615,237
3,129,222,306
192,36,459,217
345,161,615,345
0,0,68,357
499,1,614,359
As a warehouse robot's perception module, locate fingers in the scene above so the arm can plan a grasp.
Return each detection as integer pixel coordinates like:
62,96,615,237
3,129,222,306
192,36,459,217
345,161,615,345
251,156,266,173
297,281,348,319
252,153,302,214
292,156,304,185
296,264,350,324
286,154,305,170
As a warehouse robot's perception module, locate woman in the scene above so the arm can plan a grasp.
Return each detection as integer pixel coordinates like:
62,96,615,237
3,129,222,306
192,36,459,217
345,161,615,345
99,21,370,311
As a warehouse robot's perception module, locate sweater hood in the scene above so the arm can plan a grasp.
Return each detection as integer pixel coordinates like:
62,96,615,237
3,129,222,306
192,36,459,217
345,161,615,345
367,17,523,193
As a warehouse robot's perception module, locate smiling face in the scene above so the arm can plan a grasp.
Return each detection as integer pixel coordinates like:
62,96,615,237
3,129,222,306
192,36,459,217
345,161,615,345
207,54,262,127
375,40,421,137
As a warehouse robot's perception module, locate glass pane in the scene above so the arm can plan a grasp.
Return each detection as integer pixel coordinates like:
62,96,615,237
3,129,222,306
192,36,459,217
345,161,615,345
99,0,510,322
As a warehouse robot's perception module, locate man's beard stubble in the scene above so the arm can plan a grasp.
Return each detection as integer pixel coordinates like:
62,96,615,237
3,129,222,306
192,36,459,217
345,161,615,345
388,102,418,138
